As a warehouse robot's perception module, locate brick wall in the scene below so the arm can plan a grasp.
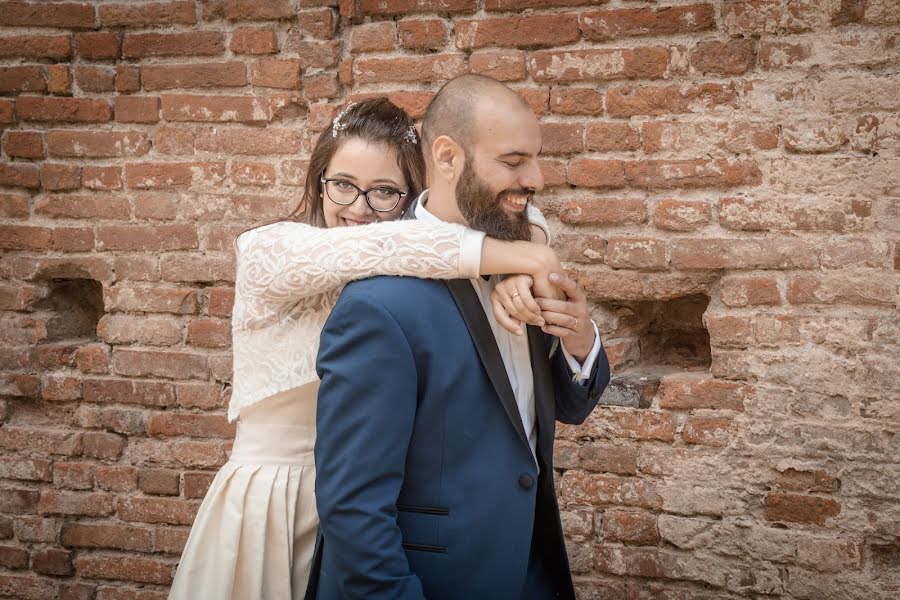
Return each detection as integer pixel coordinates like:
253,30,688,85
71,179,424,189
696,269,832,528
1,1,898,598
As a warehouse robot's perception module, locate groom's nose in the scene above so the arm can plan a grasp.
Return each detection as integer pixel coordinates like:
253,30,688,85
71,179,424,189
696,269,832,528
520,160,544,193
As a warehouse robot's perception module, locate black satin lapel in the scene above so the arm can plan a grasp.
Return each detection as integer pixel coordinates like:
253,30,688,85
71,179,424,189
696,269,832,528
527,326,556,468
445,279,530,451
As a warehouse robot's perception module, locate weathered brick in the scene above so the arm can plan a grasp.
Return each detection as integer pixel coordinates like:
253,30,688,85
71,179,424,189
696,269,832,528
47,130,150,158
529,47,669,83
350,22,395,53
147,413,235,438
559,198,648,226
550,87,604,116
398,19,447,50
32,548,73,576
73,554,175,585
0,35,71,59
142,62,246,91
682,417,735,447
139,469,180,496
39,491,114,517
160,95,271,123
122,32,224,58
61,522,152,552
470,49,526,82
16,97,112,123
98,1,196,26
0,66,45,93
765,493,841,525
580,4,715,41
230,27,278,54
456,15,579,49
223,0,293,20
117,496,199,526
360,0,475,14
720,274,781,307
585,122,640,152
601,509,659,544
690,39,758,75
75,32,120,59
4,130,44,159
653,199,712,231
606,83,738,117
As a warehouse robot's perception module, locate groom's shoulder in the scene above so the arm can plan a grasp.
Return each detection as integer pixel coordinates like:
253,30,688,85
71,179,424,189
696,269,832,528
340,275,450,307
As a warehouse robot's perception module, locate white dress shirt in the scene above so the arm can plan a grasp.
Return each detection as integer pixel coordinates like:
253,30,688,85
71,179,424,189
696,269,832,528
414,191,602,462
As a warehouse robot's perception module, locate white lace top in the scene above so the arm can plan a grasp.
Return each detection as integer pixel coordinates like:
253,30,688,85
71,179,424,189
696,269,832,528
229,207,549,422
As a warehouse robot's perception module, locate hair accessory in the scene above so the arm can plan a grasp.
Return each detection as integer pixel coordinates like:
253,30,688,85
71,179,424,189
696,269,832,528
331,101,357,138
404,126,418,145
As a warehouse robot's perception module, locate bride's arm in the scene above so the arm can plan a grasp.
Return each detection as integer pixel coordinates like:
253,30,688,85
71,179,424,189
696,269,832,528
233,216,558,331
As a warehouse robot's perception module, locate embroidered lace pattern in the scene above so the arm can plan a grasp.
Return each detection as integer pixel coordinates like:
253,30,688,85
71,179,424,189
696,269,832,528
229,219,479,421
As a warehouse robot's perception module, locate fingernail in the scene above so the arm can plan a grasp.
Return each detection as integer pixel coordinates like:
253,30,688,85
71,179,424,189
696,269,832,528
549,272,559,281
537,319,545,327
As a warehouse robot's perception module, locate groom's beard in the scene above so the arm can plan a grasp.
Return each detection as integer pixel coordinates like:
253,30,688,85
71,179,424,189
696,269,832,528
456,161,532,242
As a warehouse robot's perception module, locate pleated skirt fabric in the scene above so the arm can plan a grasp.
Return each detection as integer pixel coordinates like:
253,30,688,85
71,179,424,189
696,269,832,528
169,388,318,600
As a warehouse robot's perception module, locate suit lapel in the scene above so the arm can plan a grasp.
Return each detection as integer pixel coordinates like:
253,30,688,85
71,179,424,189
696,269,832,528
444,279,531,452
527,326,556,470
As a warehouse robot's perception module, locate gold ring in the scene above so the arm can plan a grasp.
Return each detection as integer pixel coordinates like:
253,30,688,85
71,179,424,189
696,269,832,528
511,292,520,299
572,318,578,330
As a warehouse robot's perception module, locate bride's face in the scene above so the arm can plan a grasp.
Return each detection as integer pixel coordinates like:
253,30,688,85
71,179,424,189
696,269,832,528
321,137,409,229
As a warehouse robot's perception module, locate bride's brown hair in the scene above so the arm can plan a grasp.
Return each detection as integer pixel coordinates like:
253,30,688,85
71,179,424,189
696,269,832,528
289,98,425,227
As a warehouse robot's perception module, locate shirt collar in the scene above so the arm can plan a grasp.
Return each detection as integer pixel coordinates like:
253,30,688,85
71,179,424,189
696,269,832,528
413,189,441,223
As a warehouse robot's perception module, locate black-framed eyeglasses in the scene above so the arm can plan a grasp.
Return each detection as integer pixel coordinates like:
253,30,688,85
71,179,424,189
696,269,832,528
321,178,407,213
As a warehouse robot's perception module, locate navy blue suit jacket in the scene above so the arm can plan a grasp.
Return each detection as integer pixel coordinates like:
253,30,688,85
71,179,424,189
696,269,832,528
311,275,610,600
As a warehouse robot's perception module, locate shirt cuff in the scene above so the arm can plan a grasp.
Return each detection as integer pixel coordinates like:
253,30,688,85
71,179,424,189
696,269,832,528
560,320,602,384
458,228,487,279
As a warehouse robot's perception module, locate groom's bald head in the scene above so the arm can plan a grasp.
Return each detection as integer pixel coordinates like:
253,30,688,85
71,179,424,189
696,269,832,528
421,74,531,160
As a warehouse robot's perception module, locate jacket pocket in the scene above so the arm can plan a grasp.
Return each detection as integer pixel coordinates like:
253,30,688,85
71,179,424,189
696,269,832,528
396,504,450,516
401,542,447,554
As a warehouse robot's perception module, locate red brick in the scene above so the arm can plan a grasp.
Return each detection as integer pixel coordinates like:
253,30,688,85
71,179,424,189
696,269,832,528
642,120,780,154
112,348,209,380
786,273,895,306
97,225,198,252
74,554,175,585
131,192,178,220
585,122,640,152
46,64,71,95
16,97,111,123
183,472,215,499
0,34,71,59
0,545,29,569
4,131,44,159
722,0,818,35
116,65,140,92
0,458,51,482
354,54,467,84
83,166,123,191
40,164,81,191
541,123,583,155
59,582,96,600
657,373,748,411
154,526,189,555
125,161,226,188
559,198,648,226
0,99,14,123
148,412,235,439
75,32,120,59
97,314,182,346
303,73,340,101
176,383,226,410
691,39,758,75
74,65,116,92
0,488,41,514
142,62,246,91
0,574,55,600
0,2,95,27
529,47,669,83
672,239,817,270
42,376,82,401
73,345,108,375
602,509,659,544
651,199,710,232
360,0,475,14
223,0,293,20
350,22,394,53
582,4,714,41
230,27,278,54
294,40,341,68
40,491,113,517
33,194,125,220
206,287,235,317
299,8,336,37
95,466,138,492
606,83,738,117
0,66,45,93
161,95,271,123
470,50,526,82
104,286,198,314
682,417,734,447
117,496,199,526
576,443,637,475
139,469,180,496
550,87,604,116
166,254,233,283
398,19,447,50
606,238,667,270
249,58,300,89
784,119,849,153
625,159,762,189
32,547,73,576
61,522,152,552
765,493,841,525
99,1,196,26
560,471,663,509
82,432,125,460
47,130,150,159
567,159,626,189
122,32,225,58
52,462,94,490
776,468,840,493
720,274,781,307
456,15,579,49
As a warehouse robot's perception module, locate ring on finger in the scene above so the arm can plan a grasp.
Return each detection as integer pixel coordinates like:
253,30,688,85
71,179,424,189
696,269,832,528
572,318,578,330
510,292,520,299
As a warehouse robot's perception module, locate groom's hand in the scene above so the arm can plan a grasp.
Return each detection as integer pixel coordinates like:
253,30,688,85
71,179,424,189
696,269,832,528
536,272,594,362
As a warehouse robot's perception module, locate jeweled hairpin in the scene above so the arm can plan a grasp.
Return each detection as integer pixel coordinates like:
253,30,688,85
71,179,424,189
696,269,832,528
331,101,357,138
405,126,418,145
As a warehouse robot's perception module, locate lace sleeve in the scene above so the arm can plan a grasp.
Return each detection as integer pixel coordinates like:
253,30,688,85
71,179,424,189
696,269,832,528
233,220,485,331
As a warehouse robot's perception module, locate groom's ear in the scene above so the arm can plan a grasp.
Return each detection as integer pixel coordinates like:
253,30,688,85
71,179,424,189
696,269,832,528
431,135,464,185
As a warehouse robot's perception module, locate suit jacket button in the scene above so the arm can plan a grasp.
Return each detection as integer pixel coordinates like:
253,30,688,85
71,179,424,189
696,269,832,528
518,474,534,490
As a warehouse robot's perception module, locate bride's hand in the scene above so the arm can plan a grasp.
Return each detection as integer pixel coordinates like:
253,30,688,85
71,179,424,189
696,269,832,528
490,274,544,336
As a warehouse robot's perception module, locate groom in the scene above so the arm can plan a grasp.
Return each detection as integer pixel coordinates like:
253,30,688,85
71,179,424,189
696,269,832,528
310,75,610,599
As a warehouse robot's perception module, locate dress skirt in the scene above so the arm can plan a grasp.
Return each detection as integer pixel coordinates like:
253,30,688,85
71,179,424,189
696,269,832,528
169,386,319,600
